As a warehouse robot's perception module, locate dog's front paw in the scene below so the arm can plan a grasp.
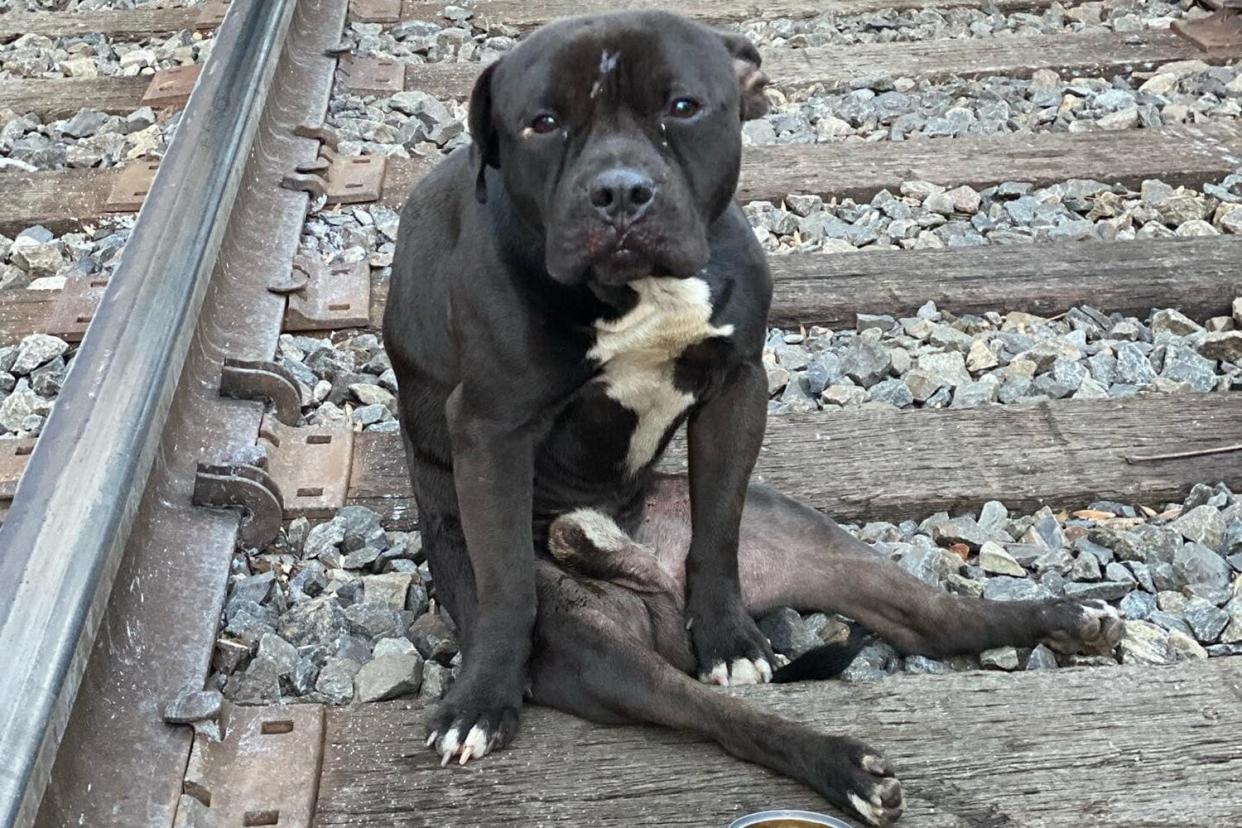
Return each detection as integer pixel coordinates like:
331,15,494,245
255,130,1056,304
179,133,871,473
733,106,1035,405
688,599,775,687
807,737,904,827
425,673,522,766
1044,599,1125,655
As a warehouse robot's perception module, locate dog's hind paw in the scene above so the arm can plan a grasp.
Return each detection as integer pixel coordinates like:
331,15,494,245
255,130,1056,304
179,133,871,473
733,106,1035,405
1044,599,1125,655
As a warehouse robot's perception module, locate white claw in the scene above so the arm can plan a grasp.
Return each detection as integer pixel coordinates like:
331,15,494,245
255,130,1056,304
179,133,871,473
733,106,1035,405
439,726,461,766
425,731,439,748
862,754,886,775
458,746,473,766
464,725,490,761
756,658,773,683
709,661,730,686
848,792,882,827
729,658,761,685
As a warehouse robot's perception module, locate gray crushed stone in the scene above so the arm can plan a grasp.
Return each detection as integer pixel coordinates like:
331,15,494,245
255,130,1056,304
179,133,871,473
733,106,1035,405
761,300,1241,415
1,220,134,291
211,508,455,705
747,175,1242,255
5,1,203,10
0,29,211,80
0,332,74,437
324,57,1241,161
752,61,1242,145
345,0,1210,64
0,221,133,437
1,106,177,171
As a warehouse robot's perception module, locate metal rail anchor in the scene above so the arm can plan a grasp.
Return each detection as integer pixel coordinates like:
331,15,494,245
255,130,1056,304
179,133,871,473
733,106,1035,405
192,462,285,548
1172,0,1242,49
280,122,386,204
218,358,304,426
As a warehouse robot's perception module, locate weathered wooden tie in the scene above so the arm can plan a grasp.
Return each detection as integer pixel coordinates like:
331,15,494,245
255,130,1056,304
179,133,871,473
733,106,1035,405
385,30,1242,99
367,235,1242,331
0,7,204,41
345,393,1242,528
314,659,1242,827
374,121,1242,207
398,0,1085,29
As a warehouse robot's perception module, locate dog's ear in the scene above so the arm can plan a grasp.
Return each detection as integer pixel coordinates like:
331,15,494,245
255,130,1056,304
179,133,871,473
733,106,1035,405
718,32,769,121
468,60,501,203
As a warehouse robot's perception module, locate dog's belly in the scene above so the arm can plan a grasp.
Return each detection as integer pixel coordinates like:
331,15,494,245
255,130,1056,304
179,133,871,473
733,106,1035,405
586,276,733,474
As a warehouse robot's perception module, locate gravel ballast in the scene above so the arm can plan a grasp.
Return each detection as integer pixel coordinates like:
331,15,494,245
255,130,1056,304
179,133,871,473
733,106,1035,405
0,29,211,79
4,1,205,10
0,331,74,436
342,0,1209,65
210,481,1242,704
325,59,1242,161
0,221,132,438
269,298,1242,430
759,300,1242,415
1,219,133,291
1,106,176,171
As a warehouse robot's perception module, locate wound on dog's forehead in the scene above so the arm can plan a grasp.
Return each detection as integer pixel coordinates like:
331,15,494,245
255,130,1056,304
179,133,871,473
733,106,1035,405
591,49,620,100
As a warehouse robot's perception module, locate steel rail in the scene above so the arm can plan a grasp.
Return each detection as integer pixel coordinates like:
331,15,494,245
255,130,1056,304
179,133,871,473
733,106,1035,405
0,1,298,825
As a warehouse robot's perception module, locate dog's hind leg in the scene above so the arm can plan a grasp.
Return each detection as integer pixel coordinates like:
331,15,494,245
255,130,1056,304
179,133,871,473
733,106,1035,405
527,576,905,827
637,476,1123,659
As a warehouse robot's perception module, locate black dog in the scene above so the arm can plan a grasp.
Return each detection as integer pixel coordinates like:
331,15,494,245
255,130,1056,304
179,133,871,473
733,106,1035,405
383,12,1123,825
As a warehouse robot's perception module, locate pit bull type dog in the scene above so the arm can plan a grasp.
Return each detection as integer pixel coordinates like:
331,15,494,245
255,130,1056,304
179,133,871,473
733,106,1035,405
383,12,1124,825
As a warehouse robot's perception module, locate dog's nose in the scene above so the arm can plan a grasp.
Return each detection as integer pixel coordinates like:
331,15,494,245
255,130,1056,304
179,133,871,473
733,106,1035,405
589,168,656,226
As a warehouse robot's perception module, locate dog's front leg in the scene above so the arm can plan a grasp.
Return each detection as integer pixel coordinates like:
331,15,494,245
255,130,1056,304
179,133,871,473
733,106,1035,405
685,359,775,686
426,386,537,766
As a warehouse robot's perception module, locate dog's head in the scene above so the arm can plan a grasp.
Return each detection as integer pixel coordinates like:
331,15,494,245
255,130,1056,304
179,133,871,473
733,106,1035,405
468,11,768,287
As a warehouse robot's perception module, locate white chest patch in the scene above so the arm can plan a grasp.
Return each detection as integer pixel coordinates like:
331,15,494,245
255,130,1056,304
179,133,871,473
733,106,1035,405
588,276,733,474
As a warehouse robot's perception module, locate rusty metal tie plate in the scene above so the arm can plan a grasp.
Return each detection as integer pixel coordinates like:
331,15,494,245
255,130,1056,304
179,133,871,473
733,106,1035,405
106,160,160,212
194,0,231,31
1171,4,1242,50
282,154,387,205
142,65,204,109
45,276,110,342
178,703,324,828
350,0,401,22
277,256,371,331
259,415,354,519
336,54,405,94
0,438,36,502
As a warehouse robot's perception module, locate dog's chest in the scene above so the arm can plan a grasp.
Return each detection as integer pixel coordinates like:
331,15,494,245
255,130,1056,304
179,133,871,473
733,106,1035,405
587,277,733,474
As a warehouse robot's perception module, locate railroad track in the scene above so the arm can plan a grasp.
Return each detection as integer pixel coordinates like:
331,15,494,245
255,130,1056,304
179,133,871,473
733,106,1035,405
1,0,1241,826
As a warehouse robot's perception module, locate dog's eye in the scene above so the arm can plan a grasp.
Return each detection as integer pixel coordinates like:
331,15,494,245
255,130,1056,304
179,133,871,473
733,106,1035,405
530,113,559,134
668,98,702,119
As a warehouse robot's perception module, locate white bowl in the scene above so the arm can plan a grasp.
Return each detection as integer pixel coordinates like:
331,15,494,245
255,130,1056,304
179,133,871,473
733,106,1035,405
728,810,856,828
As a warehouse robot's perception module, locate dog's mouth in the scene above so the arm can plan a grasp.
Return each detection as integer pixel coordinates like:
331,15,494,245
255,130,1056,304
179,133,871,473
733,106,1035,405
569,223,697,285
591,242,655,285
544,210,712,287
